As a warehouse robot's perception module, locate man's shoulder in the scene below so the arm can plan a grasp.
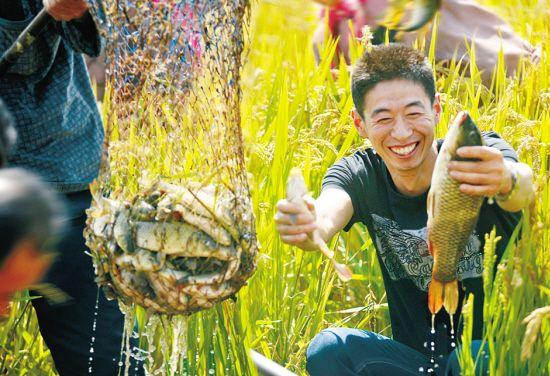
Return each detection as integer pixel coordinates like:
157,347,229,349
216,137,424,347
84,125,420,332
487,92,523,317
323,146,385,192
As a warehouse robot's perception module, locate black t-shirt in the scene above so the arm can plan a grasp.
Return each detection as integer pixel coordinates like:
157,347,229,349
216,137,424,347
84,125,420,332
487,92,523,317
322,132,521,356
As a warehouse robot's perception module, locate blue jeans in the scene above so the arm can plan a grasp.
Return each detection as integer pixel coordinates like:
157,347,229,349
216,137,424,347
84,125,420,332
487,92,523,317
306,328,489,376
31,190,143,375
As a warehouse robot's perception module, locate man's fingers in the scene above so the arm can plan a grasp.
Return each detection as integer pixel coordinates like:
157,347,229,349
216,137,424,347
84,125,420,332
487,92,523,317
456,146,500,160
448,160,491,173
276,199,307,214
276,223,316,236
280,233,308,245
449,171,501,186
274,211,315,226
43,0,88,21
459,184,498,197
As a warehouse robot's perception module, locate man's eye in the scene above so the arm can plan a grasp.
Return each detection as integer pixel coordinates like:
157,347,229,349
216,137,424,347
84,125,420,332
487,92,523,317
406,112,422,119
376,118,392,125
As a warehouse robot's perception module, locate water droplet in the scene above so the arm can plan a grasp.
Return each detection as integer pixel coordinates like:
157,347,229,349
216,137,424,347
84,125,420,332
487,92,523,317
90,348,94,353
118,361,123,367
451,342,456,348
208,369,215,375
419,367,424,372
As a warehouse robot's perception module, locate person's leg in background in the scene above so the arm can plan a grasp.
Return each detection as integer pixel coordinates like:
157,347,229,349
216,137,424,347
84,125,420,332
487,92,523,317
306,327,429,376
31,190,143,375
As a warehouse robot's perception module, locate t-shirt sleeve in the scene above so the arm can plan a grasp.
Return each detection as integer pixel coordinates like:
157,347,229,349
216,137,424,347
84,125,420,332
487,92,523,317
482,131,518,162
321,157,363,232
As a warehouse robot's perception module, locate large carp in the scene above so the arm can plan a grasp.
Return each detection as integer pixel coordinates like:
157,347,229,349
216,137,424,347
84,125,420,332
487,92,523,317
427,111,484,316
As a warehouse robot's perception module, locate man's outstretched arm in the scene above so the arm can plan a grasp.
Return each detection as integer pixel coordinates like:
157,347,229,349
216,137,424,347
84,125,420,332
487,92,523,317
275,188,354,251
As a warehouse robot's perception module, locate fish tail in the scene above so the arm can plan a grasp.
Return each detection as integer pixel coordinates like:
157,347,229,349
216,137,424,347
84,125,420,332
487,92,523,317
443,280,459,315
428,278,444,315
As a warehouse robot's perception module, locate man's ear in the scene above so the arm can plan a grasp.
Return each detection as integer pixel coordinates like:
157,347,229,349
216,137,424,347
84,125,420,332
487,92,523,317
433,93,442,123
351,109,368,138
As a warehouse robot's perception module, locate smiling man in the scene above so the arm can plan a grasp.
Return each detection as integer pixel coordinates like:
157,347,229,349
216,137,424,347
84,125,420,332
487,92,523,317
275,44,534,375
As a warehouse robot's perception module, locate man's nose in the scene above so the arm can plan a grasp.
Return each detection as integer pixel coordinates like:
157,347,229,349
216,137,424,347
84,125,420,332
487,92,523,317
391,116,413,140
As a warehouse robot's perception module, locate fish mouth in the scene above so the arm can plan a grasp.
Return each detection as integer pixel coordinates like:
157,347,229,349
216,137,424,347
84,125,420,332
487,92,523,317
389,142,420,157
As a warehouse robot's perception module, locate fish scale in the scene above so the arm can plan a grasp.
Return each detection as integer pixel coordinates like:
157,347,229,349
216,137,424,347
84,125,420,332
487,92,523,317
429,171,481,282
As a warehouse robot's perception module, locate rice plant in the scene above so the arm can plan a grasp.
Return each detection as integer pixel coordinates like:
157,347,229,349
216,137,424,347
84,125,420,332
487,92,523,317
0,0,548,375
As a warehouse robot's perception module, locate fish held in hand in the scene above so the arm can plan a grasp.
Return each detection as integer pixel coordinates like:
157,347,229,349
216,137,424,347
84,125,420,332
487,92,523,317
285,168,352,282
427,112,484,316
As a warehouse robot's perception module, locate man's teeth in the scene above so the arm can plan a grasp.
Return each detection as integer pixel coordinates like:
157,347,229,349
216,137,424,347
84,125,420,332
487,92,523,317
391,143,417,156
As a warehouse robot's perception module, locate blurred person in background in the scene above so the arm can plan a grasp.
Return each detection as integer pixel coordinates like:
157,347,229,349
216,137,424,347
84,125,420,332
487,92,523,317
311,0,539,86
0,1,140,374
0,98,64,317
0,168,65,318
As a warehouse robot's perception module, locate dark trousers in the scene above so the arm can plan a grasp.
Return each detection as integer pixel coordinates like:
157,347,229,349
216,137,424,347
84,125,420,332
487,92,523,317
31,190,142,375
306,328,489,376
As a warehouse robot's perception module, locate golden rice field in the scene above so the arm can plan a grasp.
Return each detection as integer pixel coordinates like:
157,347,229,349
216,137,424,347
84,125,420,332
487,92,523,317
1,0,549,374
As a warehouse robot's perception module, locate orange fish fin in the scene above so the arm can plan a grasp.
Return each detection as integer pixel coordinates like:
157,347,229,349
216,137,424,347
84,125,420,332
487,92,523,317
443,280,459,315
428,278,444,315
426,191,435,256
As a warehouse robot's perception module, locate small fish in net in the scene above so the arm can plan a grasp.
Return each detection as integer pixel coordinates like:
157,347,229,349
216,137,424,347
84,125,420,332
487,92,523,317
84,0,257,316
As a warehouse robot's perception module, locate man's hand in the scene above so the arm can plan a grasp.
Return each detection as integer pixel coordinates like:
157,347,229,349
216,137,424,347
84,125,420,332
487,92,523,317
449,145,535,212
43,0,88,21
274,196,319,251
448,146,512,197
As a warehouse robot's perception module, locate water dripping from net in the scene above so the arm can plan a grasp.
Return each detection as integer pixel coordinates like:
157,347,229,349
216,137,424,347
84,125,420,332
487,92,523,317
87,288,100,374
115,303,136,376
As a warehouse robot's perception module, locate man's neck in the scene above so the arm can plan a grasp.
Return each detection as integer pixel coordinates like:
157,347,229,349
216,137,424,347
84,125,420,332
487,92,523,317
387,143,438,197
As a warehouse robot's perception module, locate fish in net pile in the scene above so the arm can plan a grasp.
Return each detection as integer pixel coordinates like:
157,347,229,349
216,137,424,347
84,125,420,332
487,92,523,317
84,0,257,316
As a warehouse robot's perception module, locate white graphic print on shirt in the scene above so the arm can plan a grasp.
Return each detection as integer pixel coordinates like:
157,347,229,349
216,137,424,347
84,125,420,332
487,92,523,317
371,214,483,291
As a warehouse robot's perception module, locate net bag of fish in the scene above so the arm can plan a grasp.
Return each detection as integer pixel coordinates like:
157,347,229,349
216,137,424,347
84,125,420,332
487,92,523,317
84,0,257,315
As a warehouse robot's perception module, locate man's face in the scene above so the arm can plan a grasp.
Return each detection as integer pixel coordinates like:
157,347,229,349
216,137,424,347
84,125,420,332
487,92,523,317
358,79,439,174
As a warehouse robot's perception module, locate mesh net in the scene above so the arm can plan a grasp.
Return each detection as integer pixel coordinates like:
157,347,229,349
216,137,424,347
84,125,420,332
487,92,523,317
84,0,257,316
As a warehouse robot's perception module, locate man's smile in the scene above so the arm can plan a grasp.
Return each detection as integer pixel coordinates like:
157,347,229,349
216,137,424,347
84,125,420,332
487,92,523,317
389,142,420,157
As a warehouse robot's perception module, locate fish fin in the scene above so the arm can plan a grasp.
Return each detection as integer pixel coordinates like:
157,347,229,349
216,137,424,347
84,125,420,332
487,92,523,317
443,280,459,314
428,278,444,315
313,233,334,259
426,191,435,256
427,238,434,257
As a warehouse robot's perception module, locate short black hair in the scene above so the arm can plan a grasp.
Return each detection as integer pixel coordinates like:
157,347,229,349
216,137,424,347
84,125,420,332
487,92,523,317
0,98,16,167
351,44,436,119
